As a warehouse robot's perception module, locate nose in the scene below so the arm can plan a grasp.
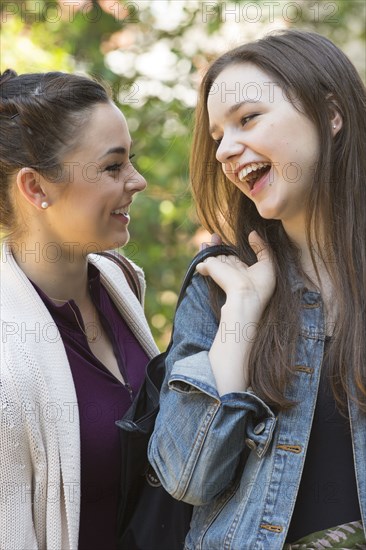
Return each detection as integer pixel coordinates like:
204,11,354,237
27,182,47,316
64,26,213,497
125,167,147,194
215,131,244,168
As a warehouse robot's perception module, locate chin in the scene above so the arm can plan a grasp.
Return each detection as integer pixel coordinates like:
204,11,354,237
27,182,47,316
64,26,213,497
113,232,130,249
255,199,285,221
256,208,279,220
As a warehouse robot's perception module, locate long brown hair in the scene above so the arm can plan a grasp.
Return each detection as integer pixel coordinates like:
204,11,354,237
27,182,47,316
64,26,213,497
190,30,366,411
0,70,110,235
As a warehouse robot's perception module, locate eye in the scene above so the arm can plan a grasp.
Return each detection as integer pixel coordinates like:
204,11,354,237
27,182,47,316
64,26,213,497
129,153,136,162
213,137,222,146
240,114,258,126
105,163,122,173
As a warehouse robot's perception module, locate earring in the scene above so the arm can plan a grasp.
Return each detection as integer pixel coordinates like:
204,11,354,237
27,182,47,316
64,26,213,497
333,124,336,129
41,201,49,209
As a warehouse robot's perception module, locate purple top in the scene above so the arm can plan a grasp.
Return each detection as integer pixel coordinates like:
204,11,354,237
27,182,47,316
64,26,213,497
31,264,149,550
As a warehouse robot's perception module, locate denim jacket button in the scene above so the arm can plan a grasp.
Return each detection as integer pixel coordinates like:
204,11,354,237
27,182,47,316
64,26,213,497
245,438,258,451
253,422,266,435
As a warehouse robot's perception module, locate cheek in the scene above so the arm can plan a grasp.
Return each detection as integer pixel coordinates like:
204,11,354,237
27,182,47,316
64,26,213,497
122,163,137,181
221,163,232,183
81,164,101,183
222,162,238,183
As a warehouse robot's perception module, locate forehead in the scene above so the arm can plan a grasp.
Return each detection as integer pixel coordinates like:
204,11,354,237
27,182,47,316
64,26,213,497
68,102,131,158
207,63,280,113
85,102,129,141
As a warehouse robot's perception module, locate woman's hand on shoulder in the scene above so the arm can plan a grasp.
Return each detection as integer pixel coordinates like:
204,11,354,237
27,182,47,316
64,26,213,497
196,231,276,315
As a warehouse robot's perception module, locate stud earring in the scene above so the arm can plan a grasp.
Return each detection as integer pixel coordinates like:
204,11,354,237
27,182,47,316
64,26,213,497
41,201,49,209
333,124,336,129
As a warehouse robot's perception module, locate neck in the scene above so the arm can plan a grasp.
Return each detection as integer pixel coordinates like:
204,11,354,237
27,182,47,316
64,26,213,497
282,217,337,335
281,216,330,288
11,236,92,304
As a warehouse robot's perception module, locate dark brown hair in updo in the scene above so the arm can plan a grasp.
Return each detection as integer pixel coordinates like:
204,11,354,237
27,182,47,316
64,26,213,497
0,69,110,233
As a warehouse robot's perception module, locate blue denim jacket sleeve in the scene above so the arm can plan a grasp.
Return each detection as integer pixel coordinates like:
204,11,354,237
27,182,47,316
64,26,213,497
148,273,276,506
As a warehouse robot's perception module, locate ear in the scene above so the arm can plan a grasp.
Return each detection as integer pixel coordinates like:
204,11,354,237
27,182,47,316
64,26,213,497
16,168,49,211
327,94,343,137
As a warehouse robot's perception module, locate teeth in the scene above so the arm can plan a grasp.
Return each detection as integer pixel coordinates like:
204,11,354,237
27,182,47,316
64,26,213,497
111,208,128,215
238,162,271,183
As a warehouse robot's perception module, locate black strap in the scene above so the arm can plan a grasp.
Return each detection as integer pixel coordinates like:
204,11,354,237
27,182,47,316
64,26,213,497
98,250,142,303
116,243,239,429
160,244,238,356
175,244,238,310
99,244,238,313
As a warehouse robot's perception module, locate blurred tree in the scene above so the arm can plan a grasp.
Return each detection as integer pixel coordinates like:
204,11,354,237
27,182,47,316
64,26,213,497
1,0,365,347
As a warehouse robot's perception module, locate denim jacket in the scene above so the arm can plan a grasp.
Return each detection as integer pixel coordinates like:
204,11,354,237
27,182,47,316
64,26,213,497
148,272,366,550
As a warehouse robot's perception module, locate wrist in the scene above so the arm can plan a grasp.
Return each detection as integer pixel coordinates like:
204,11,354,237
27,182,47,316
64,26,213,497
222,295,263,322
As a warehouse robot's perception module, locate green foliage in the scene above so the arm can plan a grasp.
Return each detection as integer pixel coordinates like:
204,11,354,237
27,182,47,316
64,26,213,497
1,0,364,348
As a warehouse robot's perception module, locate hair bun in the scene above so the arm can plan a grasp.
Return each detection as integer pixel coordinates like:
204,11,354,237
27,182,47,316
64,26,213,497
0,69,18,86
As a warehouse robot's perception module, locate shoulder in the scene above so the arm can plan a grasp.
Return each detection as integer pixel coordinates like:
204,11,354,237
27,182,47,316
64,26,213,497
172,273,219,349
0,240,48,320
89,252,147,302
124,256,146,294
177,272,218,317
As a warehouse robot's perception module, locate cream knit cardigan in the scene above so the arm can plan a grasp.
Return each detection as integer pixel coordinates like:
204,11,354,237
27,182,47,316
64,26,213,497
0,241,159,550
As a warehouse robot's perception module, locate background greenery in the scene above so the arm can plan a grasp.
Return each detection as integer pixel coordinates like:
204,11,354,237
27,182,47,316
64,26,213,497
1,0,365,348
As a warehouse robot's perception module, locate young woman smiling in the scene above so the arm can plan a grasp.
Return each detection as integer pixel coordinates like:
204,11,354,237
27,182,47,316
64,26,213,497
0,70,159,549
149,30,366,549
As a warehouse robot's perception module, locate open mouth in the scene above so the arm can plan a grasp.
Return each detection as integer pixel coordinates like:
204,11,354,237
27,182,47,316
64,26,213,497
111,208,129,216
238,162,271,190
110,206,131,224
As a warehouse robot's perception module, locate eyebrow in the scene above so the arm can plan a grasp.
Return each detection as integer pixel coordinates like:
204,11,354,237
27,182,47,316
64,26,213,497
98,144,132,160
209,100,260,135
